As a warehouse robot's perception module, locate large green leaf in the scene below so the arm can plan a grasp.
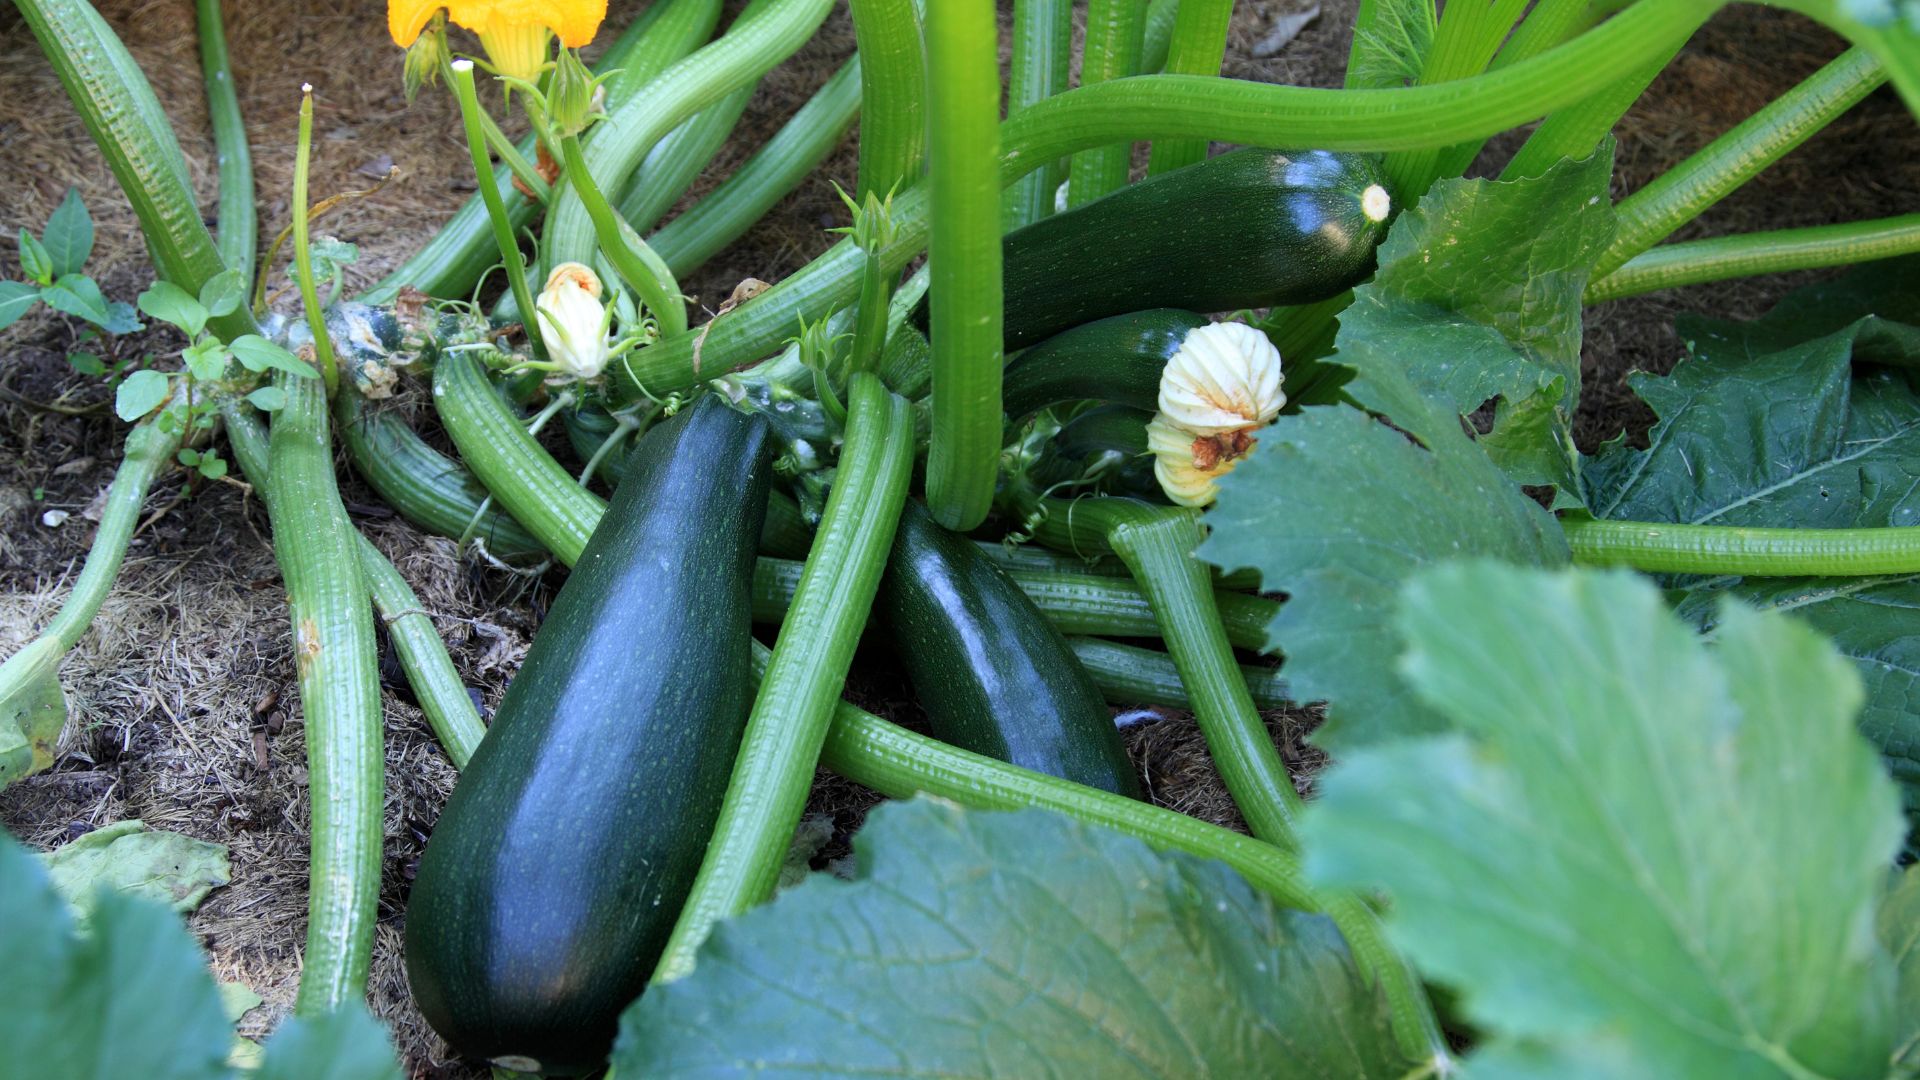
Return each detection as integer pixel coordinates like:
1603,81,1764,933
0,829,399,1078
1338,145,1614,500
1305,562,1905,1078
615,799,1418,1078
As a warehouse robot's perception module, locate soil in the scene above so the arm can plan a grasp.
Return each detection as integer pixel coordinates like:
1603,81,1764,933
0,0,1915,1075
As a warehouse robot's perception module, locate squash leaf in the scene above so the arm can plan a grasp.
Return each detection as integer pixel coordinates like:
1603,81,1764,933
615,799,1418,1078
40,820,230,934
0,829,399,1078
1305,561,1905,1078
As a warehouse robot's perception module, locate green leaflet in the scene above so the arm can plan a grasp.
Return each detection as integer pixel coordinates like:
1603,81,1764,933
1306,561,1905,1079
0,831,400,1078
615,799,1418,1078
40,820,230,933
1338,144,1614,502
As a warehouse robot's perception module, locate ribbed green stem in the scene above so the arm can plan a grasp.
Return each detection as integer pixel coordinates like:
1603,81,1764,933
333,390,544,561
1593,46,1886,278
196,0,254,281
849,0,926,198
1585,214,1920,303
815,647,1443,1065
607,0,1719,405
1070,0,1148,205
1098,504,1304,846
33,421,177,649
1145,0,1233,175
1067,636,1291,710
1382,0,1532,200
448,62,544,364
1141,0,1181,72
358,0,717,304
923,0,1002,532
649,57,861,278
1004,0,1074,227
18,0,257,340
1564,516,1920,576
264,373,382,1015
545,0,837,278
1427,0,1590,177
1501,43,1678,181
753,556,1278,647
225,401,487,769
432,351,604,567
559,134,687,336
656,375,915,982
616,86,755,233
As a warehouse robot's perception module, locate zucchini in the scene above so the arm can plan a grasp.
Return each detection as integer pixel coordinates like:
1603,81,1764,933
404,396,772,1075
1002,309,1209,421
996,147,1389,347
1029,404,1164,503
878,500,1141,797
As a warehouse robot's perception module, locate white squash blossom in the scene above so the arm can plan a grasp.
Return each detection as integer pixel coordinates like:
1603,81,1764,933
1148,321,1285,507
536,262,613,379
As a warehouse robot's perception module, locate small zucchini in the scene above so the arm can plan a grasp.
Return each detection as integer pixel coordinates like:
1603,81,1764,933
404,395,772,1075
878,500,1141,797
1002,308,1210,422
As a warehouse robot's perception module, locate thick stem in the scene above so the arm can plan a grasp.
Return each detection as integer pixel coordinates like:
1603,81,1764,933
195,0,254,281
1500,43,1678,181
1004,0,1074,228
1564,515,1920,576
265,373,382,1015
655,375,915,981
448,61,544,363
845,246,892,377
1070,0,1148,204
1381,0,1532,199
848,0,926,197
1145,0,1233,175
37,421,179,649
923,0,1003,531
1585,213,1920,303
1593,46,1886,278
616,85,755,234
648,57,861,278
559,134,687,336
1067,636,1291,710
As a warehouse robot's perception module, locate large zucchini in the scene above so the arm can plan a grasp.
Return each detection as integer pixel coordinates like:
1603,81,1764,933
1002,308,1210,421
998,147,1389,347
404,396,772,1075
878,500,1141,797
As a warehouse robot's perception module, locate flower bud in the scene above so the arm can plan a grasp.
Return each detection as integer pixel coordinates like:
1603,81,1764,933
402,13,448,101
1156,321,1285,436
536,262,611,379
545,47,600,138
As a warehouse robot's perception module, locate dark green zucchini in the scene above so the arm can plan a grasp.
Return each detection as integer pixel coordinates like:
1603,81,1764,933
404,396,772,1075
996,147,1389,347
878,500,1141,797
1002,309,1210,421
1030,404,1165,503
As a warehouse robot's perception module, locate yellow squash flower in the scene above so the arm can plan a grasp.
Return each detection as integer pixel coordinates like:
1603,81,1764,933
389,0,607,81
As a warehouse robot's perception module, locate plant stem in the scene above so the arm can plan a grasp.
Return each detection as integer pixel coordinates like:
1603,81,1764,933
1563,516,1920,576
1004,0,1074,227
448,61,545,363
848,0,925,198
290,87,342,396
1501,44,1678,181
607,0,1721,405
1067,636,1291,710
544,0,838,279
442,56,550,202
923,0,1003,532
16,0,259,340
1381,0,1532,199
616,85,755,233
1145,0,1233,175
196,0,254,281
1070,0,1148,204
1585,213,1920,303
1593,46,1885,278
1141,0,1182,72
224,401,487,768
655,374,914,982
39,421,178,649
433,350,604,567
265,372,382,1015
846,245,892,377
648,57,862,278
558,134,688,336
